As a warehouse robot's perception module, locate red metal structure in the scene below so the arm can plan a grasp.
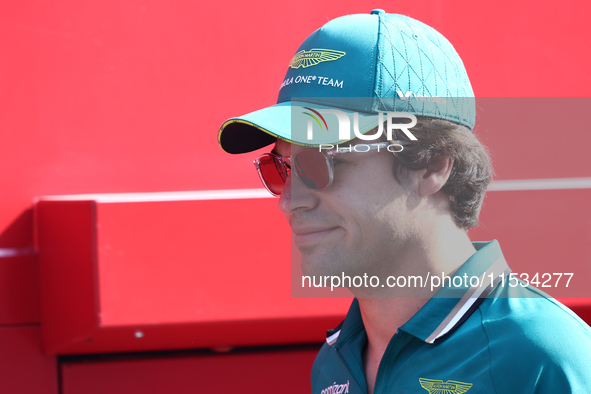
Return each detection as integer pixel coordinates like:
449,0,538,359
1,1,590,393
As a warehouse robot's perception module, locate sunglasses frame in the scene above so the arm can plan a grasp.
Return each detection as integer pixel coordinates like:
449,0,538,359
253,141,409,197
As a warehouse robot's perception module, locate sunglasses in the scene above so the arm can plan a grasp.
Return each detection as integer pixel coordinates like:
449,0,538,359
253,141,409,196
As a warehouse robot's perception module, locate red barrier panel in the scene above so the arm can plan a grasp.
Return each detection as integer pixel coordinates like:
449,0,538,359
0,326,57,394
36,191,350,355
61,346,319,394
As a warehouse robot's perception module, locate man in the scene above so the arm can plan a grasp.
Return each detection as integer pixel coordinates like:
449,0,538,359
217,10,591,393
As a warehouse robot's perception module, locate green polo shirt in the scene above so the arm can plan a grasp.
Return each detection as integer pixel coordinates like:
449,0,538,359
311,240,591,393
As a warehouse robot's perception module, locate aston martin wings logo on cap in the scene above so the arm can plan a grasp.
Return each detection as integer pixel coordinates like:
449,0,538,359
419,378,473,394
288,48,346,69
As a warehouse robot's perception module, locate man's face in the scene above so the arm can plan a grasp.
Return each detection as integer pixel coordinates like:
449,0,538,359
274,139,423,285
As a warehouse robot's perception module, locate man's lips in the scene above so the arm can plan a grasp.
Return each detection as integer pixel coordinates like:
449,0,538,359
291,225,339,235
291,226,341,246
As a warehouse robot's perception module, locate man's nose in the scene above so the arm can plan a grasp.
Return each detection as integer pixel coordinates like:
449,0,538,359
278,171,318,215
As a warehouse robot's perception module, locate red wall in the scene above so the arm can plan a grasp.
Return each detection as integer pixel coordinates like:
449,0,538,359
0,0,589,393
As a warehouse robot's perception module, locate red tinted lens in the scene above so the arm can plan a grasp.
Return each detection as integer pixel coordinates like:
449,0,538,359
259,155,287,195
293,150,330,189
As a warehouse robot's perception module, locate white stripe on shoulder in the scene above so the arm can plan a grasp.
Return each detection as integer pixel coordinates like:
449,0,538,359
326,330,341,346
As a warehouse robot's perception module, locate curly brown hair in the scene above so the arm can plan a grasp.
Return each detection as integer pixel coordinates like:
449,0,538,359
382,116,493,230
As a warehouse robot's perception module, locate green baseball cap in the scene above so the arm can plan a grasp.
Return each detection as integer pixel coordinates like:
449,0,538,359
218,10,475,154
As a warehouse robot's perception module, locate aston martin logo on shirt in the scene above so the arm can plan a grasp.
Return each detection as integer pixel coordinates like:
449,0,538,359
419,378,473,394
289,49,346,69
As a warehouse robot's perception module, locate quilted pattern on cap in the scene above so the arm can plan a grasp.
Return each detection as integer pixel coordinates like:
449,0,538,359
373,14,475,129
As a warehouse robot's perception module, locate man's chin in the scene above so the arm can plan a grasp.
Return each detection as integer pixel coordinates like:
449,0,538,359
299,254,364,280
300,254,340,278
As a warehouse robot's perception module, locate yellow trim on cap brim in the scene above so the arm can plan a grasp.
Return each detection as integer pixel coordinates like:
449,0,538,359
218,118,343,153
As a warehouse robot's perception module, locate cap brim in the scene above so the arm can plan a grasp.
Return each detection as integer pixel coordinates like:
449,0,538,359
218,101,383,154
218,102,293,154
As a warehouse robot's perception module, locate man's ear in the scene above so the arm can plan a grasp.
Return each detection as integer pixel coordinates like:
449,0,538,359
417,157,454,197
